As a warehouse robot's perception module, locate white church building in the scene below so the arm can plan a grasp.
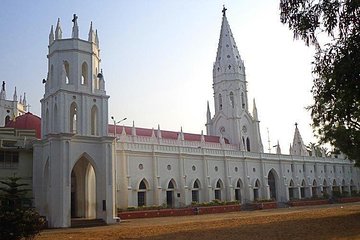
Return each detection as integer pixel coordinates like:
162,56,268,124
1,8,359,228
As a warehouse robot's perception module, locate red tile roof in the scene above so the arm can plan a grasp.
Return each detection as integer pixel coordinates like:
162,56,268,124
5,112,41,138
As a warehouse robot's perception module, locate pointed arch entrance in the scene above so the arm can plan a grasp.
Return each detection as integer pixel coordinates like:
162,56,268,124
71,156,96,219
268,169,278,200
166,179,176,208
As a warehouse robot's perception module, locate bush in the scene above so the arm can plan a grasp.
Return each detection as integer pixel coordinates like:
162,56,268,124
0,177,45,240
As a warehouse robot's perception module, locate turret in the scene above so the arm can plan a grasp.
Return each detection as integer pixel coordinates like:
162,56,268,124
0,81,6,100
49,25,54,45
290,123,309,156
88,22,95,43
71,14,79,39
55,18,62,40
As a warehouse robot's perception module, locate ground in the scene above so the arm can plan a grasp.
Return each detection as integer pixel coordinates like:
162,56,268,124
37,203,360,240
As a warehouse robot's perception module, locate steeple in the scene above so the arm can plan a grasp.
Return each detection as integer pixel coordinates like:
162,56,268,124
55,18,62,40
0,81,6,100
213,6,245,83
71,14,79,39
49,25,54,45
88,22,95,43
290,123,309,156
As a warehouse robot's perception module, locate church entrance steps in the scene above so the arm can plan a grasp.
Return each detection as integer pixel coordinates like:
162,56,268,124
71,218,107,228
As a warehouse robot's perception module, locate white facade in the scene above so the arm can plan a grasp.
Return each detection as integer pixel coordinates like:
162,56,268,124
24,9,360,228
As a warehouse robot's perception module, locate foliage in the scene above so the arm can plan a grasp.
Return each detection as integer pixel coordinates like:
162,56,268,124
0,177,45,240
280,0,360,164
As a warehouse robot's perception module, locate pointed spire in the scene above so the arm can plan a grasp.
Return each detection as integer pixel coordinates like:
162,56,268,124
132,121,136,136
13,87,17,101
121,125,126,136
213,6,245,82
200,130,205,143
276,140,281,154
49,25,54,45
289,144,293,154
19,95,23,104
252,98,258,121
88,21,95,43
0,81,5,100
178,127,184,141
72,14,79,39
291,123,309,156
23,92,27,106
206,101,211,123
157,124,162,139
55,18,62,40
95,29,99,47
151,128,156,138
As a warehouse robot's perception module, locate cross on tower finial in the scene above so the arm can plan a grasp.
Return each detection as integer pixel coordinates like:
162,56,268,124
295,122,298,127
222,5,227,16
72,14,78,23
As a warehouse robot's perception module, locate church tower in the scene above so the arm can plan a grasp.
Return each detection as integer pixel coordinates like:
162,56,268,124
206,7,263,152
33,15,115,228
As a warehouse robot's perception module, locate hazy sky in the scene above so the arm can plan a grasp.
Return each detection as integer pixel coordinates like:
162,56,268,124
0,0,318,153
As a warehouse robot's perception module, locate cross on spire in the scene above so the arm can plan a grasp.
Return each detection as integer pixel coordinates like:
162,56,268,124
72,14,78,23
222,5,227,16
295,122,298,128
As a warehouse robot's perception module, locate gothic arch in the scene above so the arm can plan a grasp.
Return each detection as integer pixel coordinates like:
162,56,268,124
81,62,88,85
214,179,224,201
253,178,261,201
234,178,243,202
300,179,306,198
91,105,98,135
166,179,176,208
268,169,278,200
71,155,97,219
191,179,201,203
70,102,78,133
137,178,149,207
312,179,318,197
64,61,70,84
246,137,251,151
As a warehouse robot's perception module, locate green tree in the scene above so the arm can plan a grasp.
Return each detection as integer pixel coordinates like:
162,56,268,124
280,0,360,164
0,176,45,240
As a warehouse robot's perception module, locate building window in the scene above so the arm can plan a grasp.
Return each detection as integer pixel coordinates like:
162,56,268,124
219,94,223,110
192,179,200,203
229,92,234,108
253,179,260,201
246,138,251,152
214,180,222,200
64,61,70,84
0,151,19,169
235,179,242,201
91,105,98,135
81,62,88,85
70,102,77,133
138,179,147,207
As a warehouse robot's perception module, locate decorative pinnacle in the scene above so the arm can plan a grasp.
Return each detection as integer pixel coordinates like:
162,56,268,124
222,5,227,16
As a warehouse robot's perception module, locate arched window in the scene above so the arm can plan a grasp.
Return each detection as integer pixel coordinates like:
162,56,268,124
192,179,200,203
45,109,49,133
5,115,10,125
70,102,78,133
53,104,58,133
254,179,260,201
138,179,147,207
166,180,176,208
289,179,295,199
332,179,339,192
312,180,318,197
300,180,306,198
246,137,251,152
323,179,328,194
81,62,88,85
64,61,70,84
341,179,346,194
215,179,223,200
241,92,245,109
229,92,234,108
91,105,98,135
50,64,54,83
219,94,223,110
235,179,242,201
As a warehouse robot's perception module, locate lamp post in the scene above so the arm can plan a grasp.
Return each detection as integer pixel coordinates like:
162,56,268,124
111,116,127,137
111,116,126,216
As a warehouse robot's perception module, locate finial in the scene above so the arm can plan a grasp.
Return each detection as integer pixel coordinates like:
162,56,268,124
222,5,227,16
295,122,298,128
72,14,78,23
2,81,5,91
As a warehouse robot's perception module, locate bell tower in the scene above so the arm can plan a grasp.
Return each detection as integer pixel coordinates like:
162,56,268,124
206,7,263,153
33,15,115,228
42,15,107,137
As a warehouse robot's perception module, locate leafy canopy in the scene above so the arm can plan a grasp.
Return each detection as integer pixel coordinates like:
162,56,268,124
280,0,360,164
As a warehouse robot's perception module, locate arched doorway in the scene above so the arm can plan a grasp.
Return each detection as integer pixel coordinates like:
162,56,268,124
234,179,243,202
71,157,96,219
192,179,201,203
214,179,223,201
166,179,176,208
268,170,277,200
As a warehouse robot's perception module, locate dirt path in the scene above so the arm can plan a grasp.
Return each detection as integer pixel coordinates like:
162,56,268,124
36,203,360,240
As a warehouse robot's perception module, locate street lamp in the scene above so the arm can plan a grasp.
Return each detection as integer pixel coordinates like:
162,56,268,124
111,116,127,137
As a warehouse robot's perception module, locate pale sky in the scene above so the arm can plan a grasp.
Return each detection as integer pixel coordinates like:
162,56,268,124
0,0,318,153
